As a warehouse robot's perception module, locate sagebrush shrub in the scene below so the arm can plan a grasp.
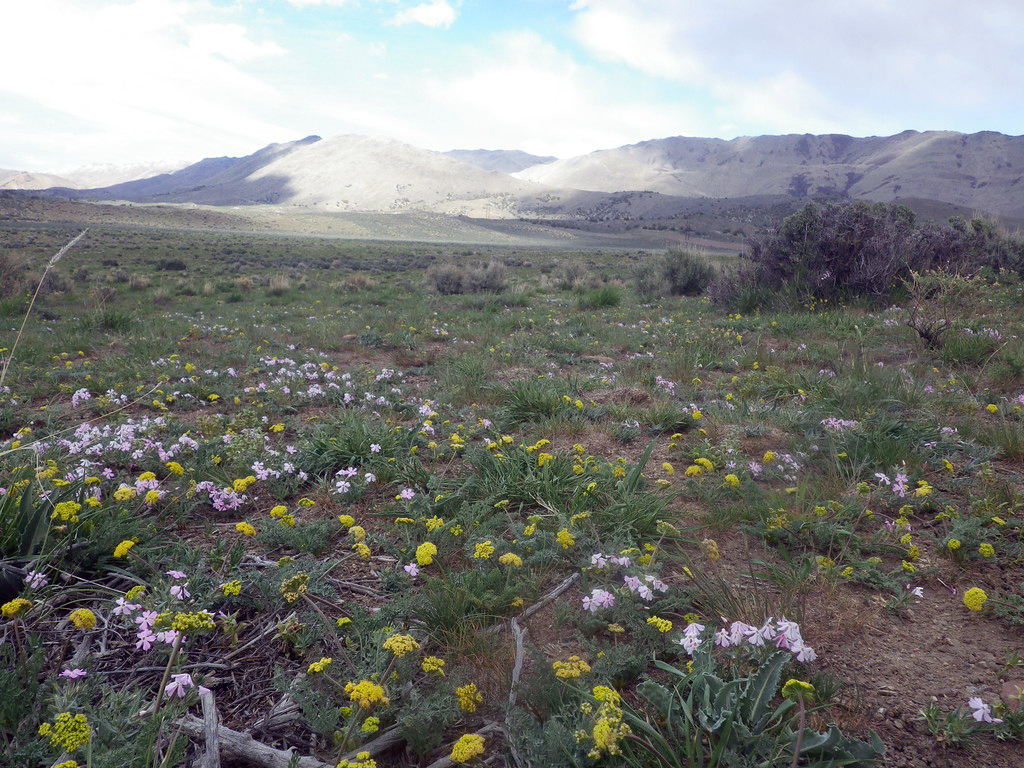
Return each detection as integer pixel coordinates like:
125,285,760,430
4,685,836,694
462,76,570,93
635,247,714,298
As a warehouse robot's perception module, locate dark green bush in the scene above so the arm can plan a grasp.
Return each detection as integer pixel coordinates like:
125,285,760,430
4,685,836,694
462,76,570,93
712,201,1024,309
635,247,715,298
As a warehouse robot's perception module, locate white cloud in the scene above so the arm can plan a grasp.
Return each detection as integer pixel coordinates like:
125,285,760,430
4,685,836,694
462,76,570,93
0,0,293,167
425,31,698,156
569,0,1024,137
388,1,457,29
283,0,353,7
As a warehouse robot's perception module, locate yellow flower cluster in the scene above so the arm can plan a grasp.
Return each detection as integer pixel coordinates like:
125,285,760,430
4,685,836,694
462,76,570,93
345,680,389,709
221,580,242,597
456,682,483,713
556,529,575,549
474,540,495,559
69,608,96,630
585,685,631,759
338,514,356,528
498,553,523,567
52,501,82,523
424,516,444,532
280,571,309,603
552,656,591,679
113,486,136,502
38,712,91,753
113,539,136,558
416,541,437,566
352,542,371,559
781,679,816,701
233,476,256,493
646,616,673,633
382,633,420,658
307,657,332,674
963,587,988,612
2,598,31,618
170,611,216,633
421,656,446,676
701,537,720,562
166,461,184,476
979,543,995,558
235,521,257,536
450,734,486,764
336,751,377,768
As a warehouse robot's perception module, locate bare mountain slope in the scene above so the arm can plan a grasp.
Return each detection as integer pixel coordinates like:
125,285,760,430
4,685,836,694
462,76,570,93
444,149,557,174
514,130,1024,219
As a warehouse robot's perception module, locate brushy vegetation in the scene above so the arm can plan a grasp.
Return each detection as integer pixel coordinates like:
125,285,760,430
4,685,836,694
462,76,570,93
713,201,1024,311
2,218,1024,768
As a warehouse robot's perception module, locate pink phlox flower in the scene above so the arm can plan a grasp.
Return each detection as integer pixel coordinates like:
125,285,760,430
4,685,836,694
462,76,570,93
590,553,608,569
169,583,191,600
61,668,87,679
623,575,653,601
728,621,754,646
714,628,732,648
967,697,1002,724
644,575,668,592
165,673,195,698
113,597,142,617
400,488,415,500
135,610,158,630
683,622,705,637
874,472,891,486
609,556,632,567
26,570,48,589
135,630,155,651
166,570,187,579
403,562,419,577
582,588,615,612
156,629,181,645
893,473,908,498
794,642,818,663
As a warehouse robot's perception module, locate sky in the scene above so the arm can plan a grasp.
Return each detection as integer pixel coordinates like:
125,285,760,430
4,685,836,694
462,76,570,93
2,0,1023,172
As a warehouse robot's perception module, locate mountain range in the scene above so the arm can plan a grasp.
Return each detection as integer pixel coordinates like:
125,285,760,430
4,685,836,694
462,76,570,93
4,130,1024,222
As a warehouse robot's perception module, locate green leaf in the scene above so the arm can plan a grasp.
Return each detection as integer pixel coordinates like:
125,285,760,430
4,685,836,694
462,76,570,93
740,650,790,730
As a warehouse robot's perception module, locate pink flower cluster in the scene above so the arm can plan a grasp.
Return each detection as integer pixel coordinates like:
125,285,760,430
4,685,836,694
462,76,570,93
582,588,616,612
681,617,818,662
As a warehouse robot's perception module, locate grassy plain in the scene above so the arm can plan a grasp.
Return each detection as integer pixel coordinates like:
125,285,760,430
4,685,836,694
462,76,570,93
2,203,1023,768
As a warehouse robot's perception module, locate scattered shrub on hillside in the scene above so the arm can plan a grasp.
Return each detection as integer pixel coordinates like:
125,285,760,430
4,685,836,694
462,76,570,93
713,202,1024,310
556,261,589,291
426,259,508,294
0,251,28,297
578,284,622,309
343,273,374,291
128,274,150,291
156,258,187,271
268,274,292,295
635,247,715,298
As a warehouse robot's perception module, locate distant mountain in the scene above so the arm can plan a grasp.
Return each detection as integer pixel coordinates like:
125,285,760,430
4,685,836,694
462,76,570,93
40,135,549,218
444,149,557,174
60,160,192,189
21,130,1024,221
514,130,1024,219
1,169,77,190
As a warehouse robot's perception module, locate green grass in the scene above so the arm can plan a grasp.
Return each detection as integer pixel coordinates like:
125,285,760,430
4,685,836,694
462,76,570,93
1,213,1023,767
